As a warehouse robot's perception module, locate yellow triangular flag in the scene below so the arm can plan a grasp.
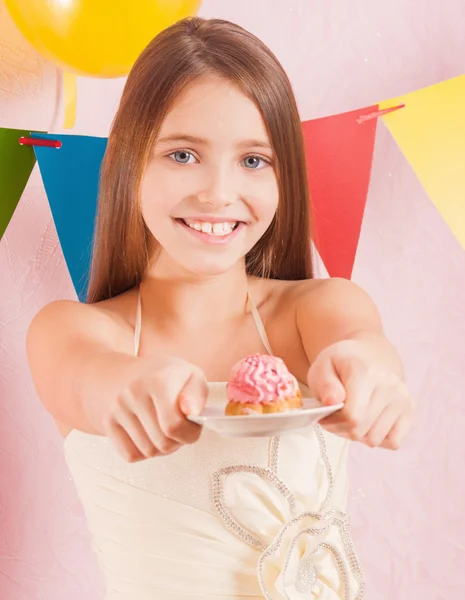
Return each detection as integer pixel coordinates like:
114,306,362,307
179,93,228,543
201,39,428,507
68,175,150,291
380,75,465,250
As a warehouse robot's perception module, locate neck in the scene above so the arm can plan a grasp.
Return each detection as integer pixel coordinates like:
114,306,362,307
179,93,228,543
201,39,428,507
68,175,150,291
140,253,250,328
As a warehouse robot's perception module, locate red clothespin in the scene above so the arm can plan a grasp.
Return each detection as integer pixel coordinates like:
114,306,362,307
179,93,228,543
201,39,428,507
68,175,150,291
19,137,62,149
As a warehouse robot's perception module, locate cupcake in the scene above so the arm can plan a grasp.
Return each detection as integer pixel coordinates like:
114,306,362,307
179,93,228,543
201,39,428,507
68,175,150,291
225,354,303,416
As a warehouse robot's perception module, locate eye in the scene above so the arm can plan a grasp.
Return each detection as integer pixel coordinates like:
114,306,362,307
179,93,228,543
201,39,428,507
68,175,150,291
242,155,270,170
168,150,196,164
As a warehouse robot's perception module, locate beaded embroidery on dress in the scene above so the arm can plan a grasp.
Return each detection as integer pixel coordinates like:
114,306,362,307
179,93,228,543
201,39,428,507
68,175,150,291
63,290,365,599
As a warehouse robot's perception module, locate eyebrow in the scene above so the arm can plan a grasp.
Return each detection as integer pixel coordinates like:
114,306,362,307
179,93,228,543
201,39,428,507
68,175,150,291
155,134,272,151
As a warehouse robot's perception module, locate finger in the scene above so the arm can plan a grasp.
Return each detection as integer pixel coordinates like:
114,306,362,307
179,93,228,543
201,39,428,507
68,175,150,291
363,403,400,448
349,388,389,441
133,395,182,454
108,420,148,462
115,410,160,458
153,361,196,412
319,421,352,439
157,399,202,446
307,356,346,406
178,369,209,417
380,414,412,450
319,371,374,428
156,371,207,446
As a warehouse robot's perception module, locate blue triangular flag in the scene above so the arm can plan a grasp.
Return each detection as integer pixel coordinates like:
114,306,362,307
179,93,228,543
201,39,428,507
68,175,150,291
33,133,107,302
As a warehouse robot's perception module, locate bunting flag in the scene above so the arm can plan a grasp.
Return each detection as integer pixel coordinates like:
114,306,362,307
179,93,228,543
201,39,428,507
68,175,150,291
33,133,107,301
302,105,378,279
31,107,379,298
380,75,465,250
3,76,463,299
0,128,37,240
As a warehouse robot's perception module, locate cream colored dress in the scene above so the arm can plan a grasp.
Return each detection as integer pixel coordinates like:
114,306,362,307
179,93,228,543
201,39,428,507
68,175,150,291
64,292,365,599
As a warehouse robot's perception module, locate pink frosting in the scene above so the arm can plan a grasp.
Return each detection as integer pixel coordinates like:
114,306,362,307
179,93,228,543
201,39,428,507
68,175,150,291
226,354,299,405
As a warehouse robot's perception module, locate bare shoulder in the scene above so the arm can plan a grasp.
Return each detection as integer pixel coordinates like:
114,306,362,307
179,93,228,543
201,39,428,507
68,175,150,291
27,289,140,437
250,275,328,315
27,288,139,356
249,277,383,379
294,277,384,363
293,277,383,329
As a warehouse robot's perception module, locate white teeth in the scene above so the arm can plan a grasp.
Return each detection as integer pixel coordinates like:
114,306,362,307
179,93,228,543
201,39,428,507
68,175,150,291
212,223,224,234
185,221,238,236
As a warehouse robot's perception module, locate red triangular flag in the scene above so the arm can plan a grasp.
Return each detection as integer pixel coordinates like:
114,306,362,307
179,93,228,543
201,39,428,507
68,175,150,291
302,105,378,279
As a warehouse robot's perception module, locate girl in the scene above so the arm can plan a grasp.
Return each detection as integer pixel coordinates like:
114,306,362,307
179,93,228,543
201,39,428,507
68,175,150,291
27,17,414,600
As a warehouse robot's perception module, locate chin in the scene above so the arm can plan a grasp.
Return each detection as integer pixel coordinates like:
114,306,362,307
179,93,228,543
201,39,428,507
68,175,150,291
175,255,242,278
185,262,236,277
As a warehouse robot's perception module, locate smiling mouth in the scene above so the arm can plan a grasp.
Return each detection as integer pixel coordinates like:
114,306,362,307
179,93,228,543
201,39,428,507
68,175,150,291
175,218,244,237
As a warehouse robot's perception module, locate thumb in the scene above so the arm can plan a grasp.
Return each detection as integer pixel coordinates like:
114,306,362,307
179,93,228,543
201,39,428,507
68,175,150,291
307,355,346,406
178,367,209,417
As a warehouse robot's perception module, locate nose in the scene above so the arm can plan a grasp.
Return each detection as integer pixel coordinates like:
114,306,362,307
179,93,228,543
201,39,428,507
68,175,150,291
197,165,236,208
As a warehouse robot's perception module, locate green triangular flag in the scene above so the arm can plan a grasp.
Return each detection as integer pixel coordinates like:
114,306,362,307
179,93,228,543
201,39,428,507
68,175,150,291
0,128,37,240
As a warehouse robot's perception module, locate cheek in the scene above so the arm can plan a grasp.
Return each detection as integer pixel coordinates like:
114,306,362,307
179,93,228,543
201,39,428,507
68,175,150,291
140,169,178,228
252,179,279,226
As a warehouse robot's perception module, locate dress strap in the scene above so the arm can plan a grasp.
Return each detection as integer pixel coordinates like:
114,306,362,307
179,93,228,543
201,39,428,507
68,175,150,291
134,289,142,357
247,291,274,355
134,288,273,357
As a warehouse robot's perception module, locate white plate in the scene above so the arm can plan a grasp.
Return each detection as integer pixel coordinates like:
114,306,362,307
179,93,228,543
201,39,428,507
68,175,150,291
187,398,344,438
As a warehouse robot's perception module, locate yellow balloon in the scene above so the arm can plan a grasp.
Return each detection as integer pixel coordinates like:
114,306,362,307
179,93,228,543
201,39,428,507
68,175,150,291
5,0,202,77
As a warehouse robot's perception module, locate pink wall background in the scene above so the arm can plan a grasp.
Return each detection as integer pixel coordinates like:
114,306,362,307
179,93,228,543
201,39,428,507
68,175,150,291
1,1,465,598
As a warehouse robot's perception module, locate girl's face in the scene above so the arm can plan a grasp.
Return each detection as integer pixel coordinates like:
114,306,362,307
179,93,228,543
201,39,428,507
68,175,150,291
140,77,279,276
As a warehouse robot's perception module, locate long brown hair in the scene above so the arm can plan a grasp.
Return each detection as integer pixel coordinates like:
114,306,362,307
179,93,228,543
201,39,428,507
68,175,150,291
86,17,313,303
